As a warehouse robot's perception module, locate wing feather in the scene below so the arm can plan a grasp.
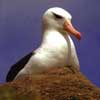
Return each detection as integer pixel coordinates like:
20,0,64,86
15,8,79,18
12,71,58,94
6,52,34,82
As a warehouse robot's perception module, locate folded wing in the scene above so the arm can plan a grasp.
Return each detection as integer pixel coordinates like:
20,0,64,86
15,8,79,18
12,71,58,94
6,52,33,82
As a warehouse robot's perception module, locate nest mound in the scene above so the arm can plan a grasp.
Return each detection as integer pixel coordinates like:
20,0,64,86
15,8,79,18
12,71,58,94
0,67,100,100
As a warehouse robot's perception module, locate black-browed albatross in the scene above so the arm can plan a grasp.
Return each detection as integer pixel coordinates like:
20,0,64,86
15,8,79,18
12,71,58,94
6,7,81,82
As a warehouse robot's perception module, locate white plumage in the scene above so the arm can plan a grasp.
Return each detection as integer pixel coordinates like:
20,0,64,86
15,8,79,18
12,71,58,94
6,7,81,81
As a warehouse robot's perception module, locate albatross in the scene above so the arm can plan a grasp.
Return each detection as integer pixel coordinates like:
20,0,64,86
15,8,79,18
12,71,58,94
6,7,81,82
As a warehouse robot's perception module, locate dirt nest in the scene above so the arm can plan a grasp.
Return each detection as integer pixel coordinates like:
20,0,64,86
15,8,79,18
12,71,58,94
0,67,100,100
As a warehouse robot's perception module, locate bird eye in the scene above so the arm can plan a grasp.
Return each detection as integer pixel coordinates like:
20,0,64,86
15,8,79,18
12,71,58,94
53,13,63,19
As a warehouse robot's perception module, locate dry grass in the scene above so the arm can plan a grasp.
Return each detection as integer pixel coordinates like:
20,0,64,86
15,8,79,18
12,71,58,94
0,67,100,100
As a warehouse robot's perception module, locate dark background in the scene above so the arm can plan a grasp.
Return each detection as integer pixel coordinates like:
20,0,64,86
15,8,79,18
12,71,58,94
0,0,100,87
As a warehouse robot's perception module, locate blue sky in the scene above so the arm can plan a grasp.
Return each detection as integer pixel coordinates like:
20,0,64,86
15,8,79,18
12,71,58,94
0,0,100,87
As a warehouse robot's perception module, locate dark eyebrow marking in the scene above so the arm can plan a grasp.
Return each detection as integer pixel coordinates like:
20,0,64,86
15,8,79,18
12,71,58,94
52,12,63,19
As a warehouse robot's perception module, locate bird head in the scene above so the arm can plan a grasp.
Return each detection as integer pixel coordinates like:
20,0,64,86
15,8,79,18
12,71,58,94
42,7,81,40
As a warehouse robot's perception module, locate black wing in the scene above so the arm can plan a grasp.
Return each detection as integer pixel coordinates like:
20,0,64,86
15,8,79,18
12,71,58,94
6,52,34,82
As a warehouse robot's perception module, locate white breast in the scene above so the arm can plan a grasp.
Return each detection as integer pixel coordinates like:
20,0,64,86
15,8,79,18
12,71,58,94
34,30,69,67
15,30,79,79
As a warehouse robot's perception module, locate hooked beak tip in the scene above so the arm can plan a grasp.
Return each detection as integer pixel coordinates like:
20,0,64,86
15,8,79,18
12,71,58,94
76,32,82,40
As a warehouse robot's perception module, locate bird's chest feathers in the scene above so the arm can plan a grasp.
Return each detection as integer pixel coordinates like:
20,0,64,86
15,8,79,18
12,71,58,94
41,31,69,60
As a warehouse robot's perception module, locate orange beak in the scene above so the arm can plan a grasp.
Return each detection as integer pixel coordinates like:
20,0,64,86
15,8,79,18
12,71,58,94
64,19,81,40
